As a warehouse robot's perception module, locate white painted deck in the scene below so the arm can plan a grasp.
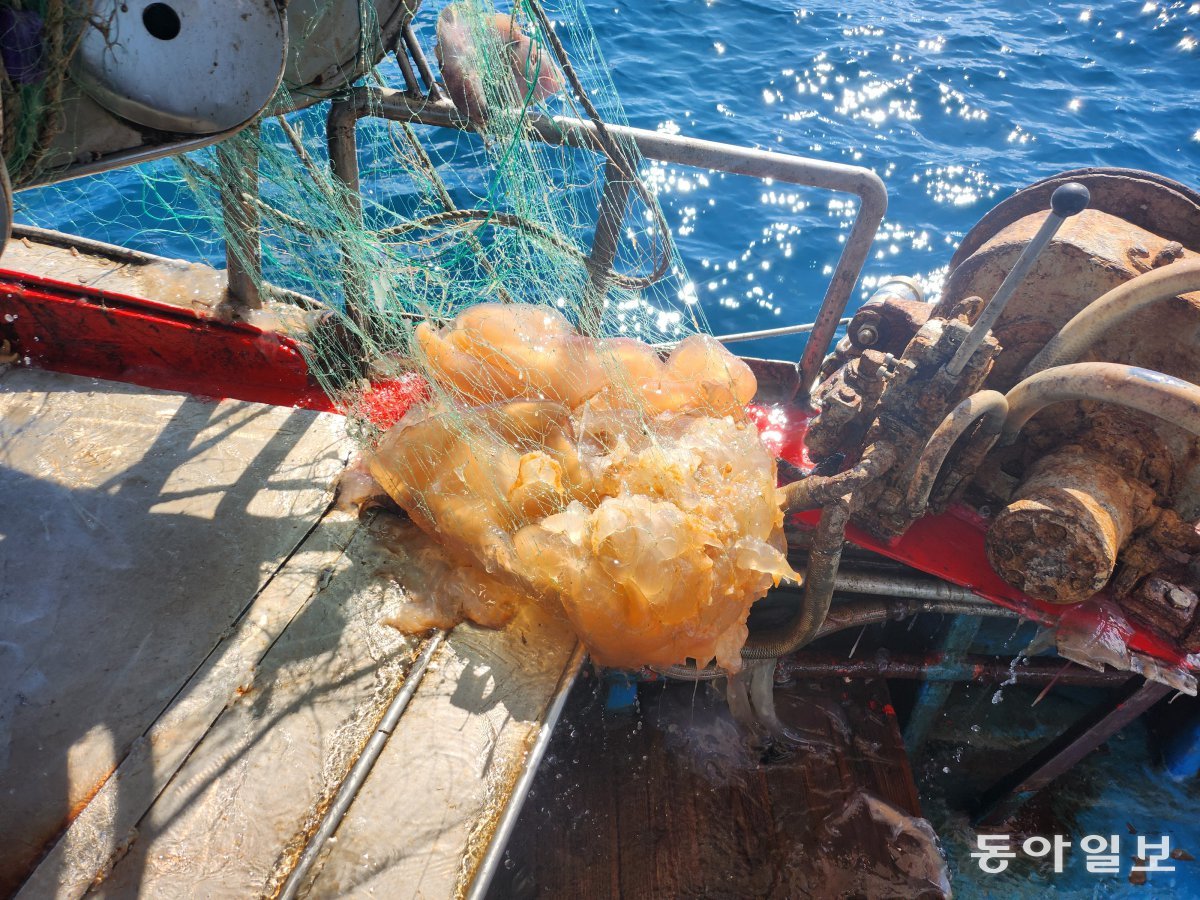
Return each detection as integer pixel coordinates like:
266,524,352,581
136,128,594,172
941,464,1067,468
0,365,578,898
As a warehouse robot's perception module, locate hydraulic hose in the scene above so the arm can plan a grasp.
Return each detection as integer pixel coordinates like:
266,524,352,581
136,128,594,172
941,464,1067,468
1001,362,1200,446
658,594,1016,680
905,391,1008,514
779,444,895,512
832,570,990,603
817,597,1019,637
743,494,852,659
1022,258,1200,378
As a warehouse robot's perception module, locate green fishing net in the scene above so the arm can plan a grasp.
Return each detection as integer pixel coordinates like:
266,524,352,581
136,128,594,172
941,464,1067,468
15,2,711,394
9,0,795,671
2,0,89,187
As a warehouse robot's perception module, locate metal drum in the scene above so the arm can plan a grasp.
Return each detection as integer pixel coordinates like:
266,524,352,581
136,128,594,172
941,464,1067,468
277,0,415,109
72,0,287,134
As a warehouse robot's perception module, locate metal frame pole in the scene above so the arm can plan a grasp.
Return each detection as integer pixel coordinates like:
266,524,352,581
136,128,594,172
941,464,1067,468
583,157,634,332
327,97,369,330
401,23,444,101
323,87,886,398
973,678,1167,827
216,129,263,309
902,614,981,750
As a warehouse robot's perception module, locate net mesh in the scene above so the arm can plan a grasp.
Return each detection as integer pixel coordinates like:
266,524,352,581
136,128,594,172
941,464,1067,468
2,0,90,187
8,0,795,671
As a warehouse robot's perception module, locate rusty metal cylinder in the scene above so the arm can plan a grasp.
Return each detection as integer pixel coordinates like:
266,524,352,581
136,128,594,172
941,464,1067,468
986,448,1152,604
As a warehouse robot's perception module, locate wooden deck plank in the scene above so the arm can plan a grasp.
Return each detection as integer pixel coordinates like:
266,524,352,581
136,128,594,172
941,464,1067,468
16,515,362,899
0,368,350,897
491,675,947,900
53,511,580,899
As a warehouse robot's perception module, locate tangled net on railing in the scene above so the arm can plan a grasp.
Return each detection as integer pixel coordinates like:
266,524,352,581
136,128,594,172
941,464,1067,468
365,303,794,671
14,0,790,670
1,0,92,188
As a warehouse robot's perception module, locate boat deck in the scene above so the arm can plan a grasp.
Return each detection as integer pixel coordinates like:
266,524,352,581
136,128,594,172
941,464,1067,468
491,674,943,899
1,229,930,897
0,365,579,898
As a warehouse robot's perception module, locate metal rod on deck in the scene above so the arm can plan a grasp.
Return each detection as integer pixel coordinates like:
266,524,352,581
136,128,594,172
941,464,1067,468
776,652,1132,687
465,643,586,900
216,132,263,309
277,631,447,900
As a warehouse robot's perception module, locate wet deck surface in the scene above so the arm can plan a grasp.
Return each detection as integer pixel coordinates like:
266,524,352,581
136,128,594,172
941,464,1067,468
0,367,349,896
491,674,946,900
2,228,230,313
0,366,579,898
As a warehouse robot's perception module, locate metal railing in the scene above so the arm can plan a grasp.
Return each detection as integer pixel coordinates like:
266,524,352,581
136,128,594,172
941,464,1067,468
326,85,886,399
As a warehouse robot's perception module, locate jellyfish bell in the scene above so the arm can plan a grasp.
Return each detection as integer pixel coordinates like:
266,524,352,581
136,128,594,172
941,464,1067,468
368,303,795,673
435,4,488,125
436,4,564,125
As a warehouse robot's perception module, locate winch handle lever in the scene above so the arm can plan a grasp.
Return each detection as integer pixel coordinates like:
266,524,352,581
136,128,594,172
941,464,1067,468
944,182,1090,377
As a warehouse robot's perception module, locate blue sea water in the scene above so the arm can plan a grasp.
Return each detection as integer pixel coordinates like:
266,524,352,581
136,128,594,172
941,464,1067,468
589,0,1200,358
12,4,1200,896
15,0,1200,362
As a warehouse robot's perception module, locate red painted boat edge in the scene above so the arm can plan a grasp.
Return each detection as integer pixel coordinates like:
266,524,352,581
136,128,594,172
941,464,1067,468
2,270,1192,673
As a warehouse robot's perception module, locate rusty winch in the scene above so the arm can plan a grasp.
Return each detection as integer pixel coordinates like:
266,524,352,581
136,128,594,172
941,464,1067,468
786,168,1200,680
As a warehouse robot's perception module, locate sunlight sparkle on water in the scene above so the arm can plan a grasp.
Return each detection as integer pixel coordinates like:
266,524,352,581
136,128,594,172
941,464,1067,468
471,0,1200,349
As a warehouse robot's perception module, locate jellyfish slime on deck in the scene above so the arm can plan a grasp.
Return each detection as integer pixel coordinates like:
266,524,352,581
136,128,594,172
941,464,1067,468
364,302,797,673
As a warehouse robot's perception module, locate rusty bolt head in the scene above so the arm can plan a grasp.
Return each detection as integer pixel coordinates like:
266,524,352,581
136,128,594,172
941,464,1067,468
986,499,1118,604
985,452,1145,605
837,385,858,402
856,324,879,347
1168,586,1195,609
1152,242,1185,268
951,295,986,324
